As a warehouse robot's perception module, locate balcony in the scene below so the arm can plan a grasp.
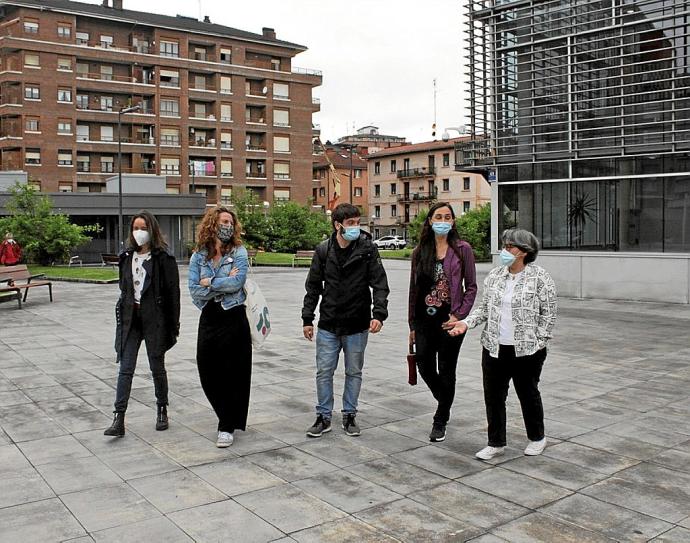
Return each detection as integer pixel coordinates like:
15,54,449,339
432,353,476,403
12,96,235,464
454,139,491,169
397,167,436,179
292,67,323,77
397,191,437,203
76,71,154,86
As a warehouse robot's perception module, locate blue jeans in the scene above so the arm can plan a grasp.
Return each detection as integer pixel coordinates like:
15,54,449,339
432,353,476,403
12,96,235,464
315,328,369,419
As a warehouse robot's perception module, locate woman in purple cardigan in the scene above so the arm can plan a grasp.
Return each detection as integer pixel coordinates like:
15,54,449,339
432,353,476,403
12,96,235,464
408,202,477,443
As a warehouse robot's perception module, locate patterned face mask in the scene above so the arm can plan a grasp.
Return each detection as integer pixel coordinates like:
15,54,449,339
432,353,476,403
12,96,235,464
217,224,234,242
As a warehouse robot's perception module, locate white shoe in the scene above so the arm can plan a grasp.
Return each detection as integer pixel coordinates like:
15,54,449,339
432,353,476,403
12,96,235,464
216,431,234,448
524,437,546,456
475,446,505,461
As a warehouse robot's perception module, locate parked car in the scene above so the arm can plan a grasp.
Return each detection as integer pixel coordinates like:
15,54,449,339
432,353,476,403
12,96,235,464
373,235,407,250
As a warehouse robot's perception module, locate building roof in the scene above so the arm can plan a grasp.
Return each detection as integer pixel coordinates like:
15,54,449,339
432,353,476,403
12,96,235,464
313,149,367,170
1,0,307,51
365,137,470,159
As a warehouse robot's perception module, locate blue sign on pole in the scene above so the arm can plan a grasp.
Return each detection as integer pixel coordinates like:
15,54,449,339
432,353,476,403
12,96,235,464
488,170,497,183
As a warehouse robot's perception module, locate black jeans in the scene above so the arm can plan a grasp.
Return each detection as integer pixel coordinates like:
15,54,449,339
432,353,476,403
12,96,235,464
482,345,546,447
114,309,168,412
415,323,465,425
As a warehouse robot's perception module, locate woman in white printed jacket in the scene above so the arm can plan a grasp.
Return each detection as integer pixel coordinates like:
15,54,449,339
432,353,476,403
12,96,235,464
450,228,557,461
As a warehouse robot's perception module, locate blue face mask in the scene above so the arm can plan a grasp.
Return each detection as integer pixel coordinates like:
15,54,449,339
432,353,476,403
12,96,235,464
341,226,361,241
500,248,517,266
431,222,452,236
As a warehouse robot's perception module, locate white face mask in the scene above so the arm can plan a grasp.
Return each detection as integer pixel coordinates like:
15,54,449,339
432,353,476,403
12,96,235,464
132,230,150,247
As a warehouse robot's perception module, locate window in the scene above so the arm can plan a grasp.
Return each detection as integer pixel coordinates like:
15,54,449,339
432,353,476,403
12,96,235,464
100,65,113,81
59,184,73,192
100,35,113,48
23,20,38,34
159,40,179,58
160,157,180,175
273,109,289,127
76,125,89,141
391,228,397,236
354,187,363,197
274,136,290,153
391,205,397,217
25,117,39,132
221,186,232,204
319,187,326,197
220,76,232,94
443,153,450,167
220,48,232,64
221,160,233,177
76,63,89,77
193,75,206,90
57,58,71,71
390,160,397,173
374,184,380,197
76,31,89,45
160,99,179,117
463,201,471,213
274,189,290,201
193,47,206,61
403,158,410,171
24,53,40,68
24,85,40,100
76,94,88,109
374,205,381,218
25,149,40,165
100,156,114,173
100,96,113,111
274,162,290,179
100,126,113,142
271,58,281,71
273,82,289,100
374,162,380,175
165,186,179,195
159,69,179,87
220,132,232,149
57,24,71,38
57,88,72,102
58,151,73,166
390,183,397,195
57,120,72,134
221,103,232,122
463,177,471,190
442,178,450,191
77,155,89,172
354,169,362,179
160,128,180,146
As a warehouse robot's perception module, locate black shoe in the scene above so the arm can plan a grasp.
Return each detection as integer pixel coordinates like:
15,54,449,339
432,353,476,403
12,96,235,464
156,405,169,431
306,415,332,437
104,412,125,437
342,413,361,436
429,423,446,442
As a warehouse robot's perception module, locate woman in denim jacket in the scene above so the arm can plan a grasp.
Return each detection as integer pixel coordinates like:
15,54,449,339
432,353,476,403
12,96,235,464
451,229,557,461
189,206,250,448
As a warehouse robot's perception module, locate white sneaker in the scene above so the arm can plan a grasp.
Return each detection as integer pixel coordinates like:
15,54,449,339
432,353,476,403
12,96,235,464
475,446,506,461
216,431,234,448
524,437,546,456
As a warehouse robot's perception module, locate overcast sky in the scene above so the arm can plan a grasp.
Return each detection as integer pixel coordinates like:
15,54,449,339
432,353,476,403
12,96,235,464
82,0,468,143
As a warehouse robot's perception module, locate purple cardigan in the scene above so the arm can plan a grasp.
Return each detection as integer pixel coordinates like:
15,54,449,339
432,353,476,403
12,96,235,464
408,240,477,329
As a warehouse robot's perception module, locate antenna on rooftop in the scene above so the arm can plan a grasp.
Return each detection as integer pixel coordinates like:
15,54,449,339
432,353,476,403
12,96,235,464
198,0,202,21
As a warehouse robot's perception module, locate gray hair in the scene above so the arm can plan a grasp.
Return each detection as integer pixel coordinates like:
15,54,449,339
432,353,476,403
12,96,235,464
501,229,540,264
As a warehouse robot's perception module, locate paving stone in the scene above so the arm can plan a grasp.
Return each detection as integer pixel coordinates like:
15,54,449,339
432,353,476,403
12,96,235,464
542,441,640,475
234,482,346,533
17,434,94,466
649,448,690,473
190,457,284,497
36,456,122,494
502,455,609,491
392,444,488,479
91,516,193,542
354,456,449,495
0,465,55,508
128,469,227,513
0,389,31,407
0,498,85,542
570,430,665,460
650,527,690,542
294,434,385,467
290,517,399,543
246,446,338,482
0,402,68,442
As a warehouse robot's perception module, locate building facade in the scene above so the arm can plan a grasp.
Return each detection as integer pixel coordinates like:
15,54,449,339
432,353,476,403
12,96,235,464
0,0,321,206
312,144,368,214
368,138,490,239
464,0,690,303
337,125,408,155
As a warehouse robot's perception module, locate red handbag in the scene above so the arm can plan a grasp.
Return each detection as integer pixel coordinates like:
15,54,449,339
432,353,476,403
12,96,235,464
407,342,417,386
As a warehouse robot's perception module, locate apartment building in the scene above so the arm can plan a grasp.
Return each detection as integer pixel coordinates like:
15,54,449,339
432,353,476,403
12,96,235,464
367,138,490,239
312,144,368,214
337,125,408,155
0,0,321,205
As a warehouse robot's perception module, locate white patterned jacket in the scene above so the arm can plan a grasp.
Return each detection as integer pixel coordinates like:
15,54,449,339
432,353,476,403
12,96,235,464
463,263,557,358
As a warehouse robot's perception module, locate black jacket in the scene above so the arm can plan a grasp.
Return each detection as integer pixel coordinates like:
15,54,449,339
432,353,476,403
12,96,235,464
115,248,180,361
302,231,390,335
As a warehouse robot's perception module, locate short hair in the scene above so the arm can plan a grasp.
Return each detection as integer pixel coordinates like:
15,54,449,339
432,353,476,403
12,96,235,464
331,203,360,228
501,228,540,264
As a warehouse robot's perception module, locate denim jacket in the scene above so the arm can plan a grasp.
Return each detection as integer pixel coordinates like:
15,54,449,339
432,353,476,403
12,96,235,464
188,245,248,310
463,263,557,358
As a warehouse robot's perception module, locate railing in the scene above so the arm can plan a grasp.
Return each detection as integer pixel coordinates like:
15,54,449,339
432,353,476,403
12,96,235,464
454,139,491,167
160,135,180,146
191,139,216,148
246,172,267,178
292,67,323,77
246,145,266,151
397,191,438,202
76,72,153,85
76,136,155,145
397,167,436,178
190,83,217,92
274,173,290,180
312,97,321,105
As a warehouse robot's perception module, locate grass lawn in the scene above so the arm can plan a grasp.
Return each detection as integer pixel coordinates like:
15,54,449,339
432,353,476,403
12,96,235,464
29,265,119,282
254,252,297,266
379,248,412,259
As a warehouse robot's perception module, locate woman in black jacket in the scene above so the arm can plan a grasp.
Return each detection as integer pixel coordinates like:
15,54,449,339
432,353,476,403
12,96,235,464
104,210,180,438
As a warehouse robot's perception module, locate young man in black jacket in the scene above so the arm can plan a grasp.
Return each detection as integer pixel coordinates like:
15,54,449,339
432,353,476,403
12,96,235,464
302,203,390,437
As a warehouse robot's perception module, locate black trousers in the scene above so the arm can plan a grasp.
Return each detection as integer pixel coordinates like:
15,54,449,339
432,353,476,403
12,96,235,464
197,302,252,433
415,323,465,425
482,345,546,447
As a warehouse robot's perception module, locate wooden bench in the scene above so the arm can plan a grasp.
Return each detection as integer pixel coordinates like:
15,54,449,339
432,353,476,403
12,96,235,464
0,264,52,303
247,249,257,267
292,250,315,267
0,278,22,308
101,253,119,267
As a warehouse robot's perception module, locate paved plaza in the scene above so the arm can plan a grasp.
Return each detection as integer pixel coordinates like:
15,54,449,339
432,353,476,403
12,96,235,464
0,259,689,542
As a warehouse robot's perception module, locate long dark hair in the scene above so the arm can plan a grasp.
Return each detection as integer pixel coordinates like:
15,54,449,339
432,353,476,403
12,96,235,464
127,210,168,251
413,201,461,280
195,206,242,258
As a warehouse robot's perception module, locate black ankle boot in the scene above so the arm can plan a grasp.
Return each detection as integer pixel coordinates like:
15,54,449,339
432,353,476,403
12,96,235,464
156,405,169,431
104,412,125,437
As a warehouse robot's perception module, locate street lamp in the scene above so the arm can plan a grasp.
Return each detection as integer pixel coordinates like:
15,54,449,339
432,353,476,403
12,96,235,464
117,104,141,249
441,125,468,142
188,160,196,194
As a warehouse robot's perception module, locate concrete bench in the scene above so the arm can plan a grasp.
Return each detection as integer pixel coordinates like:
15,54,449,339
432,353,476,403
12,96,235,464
101,253,119,267
292,250,315,267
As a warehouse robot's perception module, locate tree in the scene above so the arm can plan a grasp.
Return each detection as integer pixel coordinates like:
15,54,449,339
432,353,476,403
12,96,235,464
456,204,491,261
568,192,597,248
230,191,271,249
266,201,331,252
0,183,94,265
408,208,429,246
